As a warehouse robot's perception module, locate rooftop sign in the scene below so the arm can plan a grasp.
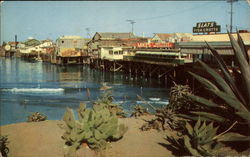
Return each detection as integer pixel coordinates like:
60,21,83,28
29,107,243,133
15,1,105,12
193,22,221,33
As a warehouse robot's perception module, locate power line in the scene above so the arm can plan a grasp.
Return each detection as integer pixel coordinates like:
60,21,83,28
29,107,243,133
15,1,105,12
227,0,239,33
134,1,216,22
86,1,217,31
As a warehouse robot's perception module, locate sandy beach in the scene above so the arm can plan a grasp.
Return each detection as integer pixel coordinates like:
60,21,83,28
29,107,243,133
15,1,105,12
0,116,175,157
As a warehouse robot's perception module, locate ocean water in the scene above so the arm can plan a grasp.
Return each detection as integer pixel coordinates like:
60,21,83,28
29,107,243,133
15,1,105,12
0,57,170,125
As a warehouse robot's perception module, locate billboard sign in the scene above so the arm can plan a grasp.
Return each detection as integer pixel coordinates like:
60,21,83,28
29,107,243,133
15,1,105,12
136,42,174,48
193,22,221,33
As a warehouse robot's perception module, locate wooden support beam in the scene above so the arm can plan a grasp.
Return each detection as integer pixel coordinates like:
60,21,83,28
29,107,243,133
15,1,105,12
114,64,123,72
149,66,159,76
158,68,173,78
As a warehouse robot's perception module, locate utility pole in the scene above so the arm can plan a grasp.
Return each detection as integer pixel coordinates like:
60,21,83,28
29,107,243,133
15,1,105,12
227,0,238,33
126,19,136,34
85,28,91,38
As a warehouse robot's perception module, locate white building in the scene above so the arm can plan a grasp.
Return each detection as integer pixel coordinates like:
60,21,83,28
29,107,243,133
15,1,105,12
99,46,128,60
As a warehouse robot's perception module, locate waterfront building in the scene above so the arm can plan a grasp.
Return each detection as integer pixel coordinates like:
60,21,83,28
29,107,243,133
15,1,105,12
178,31,250,65
19,39,54,54
56,36,90,57
88,32,148,59
151,33,193,43
98,46,128,60
19,39,42,54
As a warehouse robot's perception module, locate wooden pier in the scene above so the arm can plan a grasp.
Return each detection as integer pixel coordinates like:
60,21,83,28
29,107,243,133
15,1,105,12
89,57,191,87
7,49,204,89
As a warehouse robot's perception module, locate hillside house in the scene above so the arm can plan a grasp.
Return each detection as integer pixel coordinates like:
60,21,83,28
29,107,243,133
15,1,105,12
19,39,54,54
19,39,42,54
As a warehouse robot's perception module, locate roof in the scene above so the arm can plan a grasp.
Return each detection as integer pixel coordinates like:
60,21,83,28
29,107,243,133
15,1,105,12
153,33,193,41
154,33,173,41
97,32,137,39
136,51,186,56
178,41,232,48
59,36,83,39
179,41,234,55
191,32,250,45
8,42,18,46
24,39,41,46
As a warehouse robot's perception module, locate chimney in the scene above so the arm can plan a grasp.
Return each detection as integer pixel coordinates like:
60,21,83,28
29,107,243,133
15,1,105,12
15,35,17,49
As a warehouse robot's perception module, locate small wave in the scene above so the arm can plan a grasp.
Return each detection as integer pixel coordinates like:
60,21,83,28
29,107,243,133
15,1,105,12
1,88,64,93
149,98,161,101
136,100,169,105
114,101,125,104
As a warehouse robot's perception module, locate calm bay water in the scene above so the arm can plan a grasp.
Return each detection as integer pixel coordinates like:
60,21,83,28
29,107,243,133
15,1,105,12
0,57,169,125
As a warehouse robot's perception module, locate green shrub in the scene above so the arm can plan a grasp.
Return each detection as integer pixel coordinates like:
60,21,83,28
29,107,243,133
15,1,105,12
168,84,202,113
95,92,126,118
130,105,150,118
27,112,47,122
62,103,128,157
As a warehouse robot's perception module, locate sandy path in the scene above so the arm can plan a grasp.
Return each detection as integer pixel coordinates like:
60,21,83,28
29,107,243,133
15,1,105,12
0,117,174,157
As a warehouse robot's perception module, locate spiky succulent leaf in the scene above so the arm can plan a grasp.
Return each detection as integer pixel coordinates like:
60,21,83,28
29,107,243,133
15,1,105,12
205,42,245,105
236,31,249,63
236,111,250,123
207,89,247,112
187,94,218,107
177,114,214,122
183,135,202,156
217,132,250,142
189,71,219,91
186,122,193,136
191,112,225,123
228,32,250,105
194,118,201,135
63,108,76,129
197,60,236,98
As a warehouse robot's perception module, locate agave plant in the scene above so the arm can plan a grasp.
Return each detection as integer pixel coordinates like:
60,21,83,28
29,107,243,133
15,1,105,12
95,92,126,118
62,103,128,157
179,32,250,138
168,84,200,113
166,119,225,156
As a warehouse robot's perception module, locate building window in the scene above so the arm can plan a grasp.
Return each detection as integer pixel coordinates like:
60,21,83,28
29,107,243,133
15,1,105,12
61,41,64,43
109,50,113,55
114,51,118,55
119,51,123,55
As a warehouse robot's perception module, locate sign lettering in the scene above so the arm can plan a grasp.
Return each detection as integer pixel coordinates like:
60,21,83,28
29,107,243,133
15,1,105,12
193,22,221,33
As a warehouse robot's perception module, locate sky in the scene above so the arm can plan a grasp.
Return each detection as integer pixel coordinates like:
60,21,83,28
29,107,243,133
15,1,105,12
1,1,250,42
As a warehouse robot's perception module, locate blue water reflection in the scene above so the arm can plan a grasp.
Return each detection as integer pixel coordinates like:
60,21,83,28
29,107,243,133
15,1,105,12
0,57,169,125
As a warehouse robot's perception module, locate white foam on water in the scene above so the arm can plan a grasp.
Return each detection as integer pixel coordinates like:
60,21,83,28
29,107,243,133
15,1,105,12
114,101,125,104
136,100,169,105
149,98,161,101
2,88,64,93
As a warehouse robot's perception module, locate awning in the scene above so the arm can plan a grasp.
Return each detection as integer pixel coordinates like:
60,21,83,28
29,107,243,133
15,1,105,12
180,48,234,55
136,51,187,56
